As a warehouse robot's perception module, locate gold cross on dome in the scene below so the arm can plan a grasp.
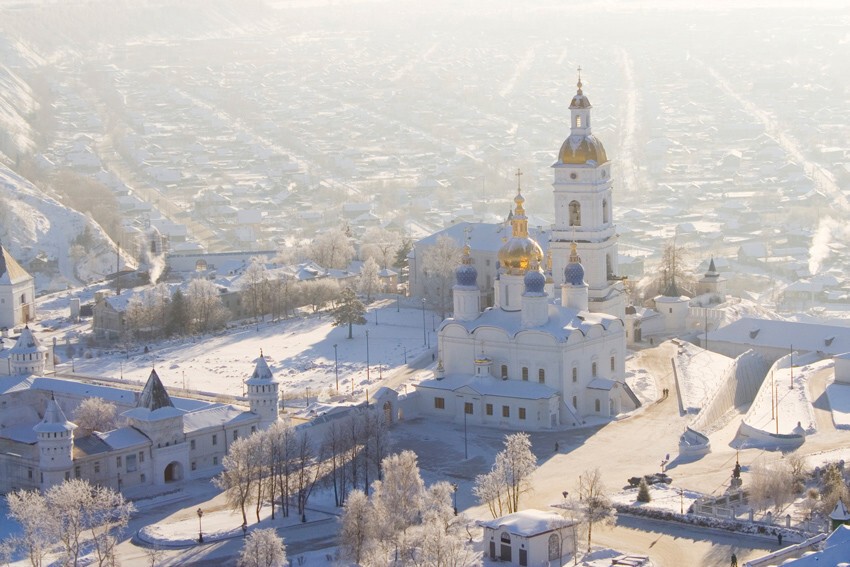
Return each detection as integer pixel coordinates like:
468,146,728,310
515,168,523,191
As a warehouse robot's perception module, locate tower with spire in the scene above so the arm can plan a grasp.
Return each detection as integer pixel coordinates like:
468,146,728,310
245,351,280,429
549,70,626,319
562,243,590,312
33,397,76,488
453,242,481,321
9,326,48,376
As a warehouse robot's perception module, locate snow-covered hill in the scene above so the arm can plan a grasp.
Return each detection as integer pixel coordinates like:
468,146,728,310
0,164,125,291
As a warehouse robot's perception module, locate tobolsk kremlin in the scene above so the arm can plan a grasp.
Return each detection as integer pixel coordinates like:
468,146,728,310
1,6,849,564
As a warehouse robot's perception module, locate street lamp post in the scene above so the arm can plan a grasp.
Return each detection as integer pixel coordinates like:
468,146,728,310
375,309,378,326
397,294,400,312
306,386,311,407
333,343,339,394
403,346,407,364
463,408,468,459
197,508,204,543
52,337,56,375
365,330,370,384
452,483,458,516
421,299,427,346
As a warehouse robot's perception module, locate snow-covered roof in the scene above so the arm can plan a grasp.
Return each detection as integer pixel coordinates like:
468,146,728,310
587,378,617,391
415,222,550,255
417,374,558,401
480,509,573,536
0,243,32,285
33,398,76,434
10,327,47,355
709,318,850,356
443,302,620,341
779,525,850,566
0,375,34,396
31,377,138,405
97,427,150,450
245,355,276,385
182,404,257,433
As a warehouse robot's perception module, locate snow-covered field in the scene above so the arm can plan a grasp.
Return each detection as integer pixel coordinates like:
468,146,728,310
673,341,732,413
743,354,820,436
825,380,850,430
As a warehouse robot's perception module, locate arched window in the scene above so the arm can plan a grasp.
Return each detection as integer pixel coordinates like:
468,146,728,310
548,533,560,561
569,201,581,226
592,362,597,377
595,399,601,412
610,356,616,372
606,254,613,279
522,367,528,381
538,369,545,383
501,365,508,379
501,531,511,543
572,396,578,410
576,115,582,128
20,293,26,304
195,259,207,271
602,199,609,223
572,367,578,382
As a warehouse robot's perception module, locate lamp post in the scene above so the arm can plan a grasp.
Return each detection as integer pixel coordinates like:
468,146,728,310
375,309,378,326
678,487,684,514
463,408,468,459
306,386,311,407
452,483,458,516
52,337,56,375
197,508,204,543
397,294,400,312
365,330,370,384
403,346,407,364
333,343,339,394
421,298,427,346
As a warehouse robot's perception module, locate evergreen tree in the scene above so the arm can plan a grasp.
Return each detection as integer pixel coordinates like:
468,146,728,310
333,287,367,339
167,289,190,336
637,478,651,503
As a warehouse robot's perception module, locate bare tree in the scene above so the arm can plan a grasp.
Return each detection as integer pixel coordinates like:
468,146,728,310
294,431,323,519
243,258,271,323
73,397,118,434
187,278,230,332
84,483,135,567
310,228,355,269
421,235,461,318
358,257,381,301
641,239,694,300
577,468,613,553
238,528,287,567
268,421,297,518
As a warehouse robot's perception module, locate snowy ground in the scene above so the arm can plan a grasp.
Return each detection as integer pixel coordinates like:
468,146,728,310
610,484,701,517
825,379,850,430
672,341,732,413
743,355,820,436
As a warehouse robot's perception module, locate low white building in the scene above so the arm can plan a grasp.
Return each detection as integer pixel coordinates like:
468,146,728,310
480,509,577,566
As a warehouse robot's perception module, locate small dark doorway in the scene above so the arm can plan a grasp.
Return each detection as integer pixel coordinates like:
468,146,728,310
164,461,183,483
500,532,511,561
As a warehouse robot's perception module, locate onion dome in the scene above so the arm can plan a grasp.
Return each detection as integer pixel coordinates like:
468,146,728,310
524,269,545,294
455,243,478,287
564,243,586,286
557,72,609,165
497,175,544,275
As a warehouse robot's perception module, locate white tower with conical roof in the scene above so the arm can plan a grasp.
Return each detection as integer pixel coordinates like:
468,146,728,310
245,352,279,429
549,71,625,319
10,326,48,376
34,397,76,488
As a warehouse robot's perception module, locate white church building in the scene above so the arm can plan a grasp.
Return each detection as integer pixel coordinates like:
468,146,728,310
416,77,639,430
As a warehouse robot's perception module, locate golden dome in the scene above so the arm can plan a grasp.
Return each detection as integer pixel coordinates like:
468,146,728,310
498,174,544,275
558,134,608,165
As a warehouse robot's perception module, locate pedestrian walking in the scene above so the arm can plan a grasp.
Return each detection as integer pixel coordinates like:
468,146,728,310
731,553,738,567
778,533,783,546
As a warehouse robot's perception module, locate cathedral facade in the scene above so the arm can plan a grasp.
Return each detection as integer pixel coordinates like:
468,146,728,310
415,78,638,430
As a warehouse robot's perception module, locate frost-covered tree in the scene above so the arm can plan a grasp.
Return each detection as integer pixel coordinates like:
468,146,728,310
360,226,401,268
371,450,426,561
332,287,367,339
358,257,381,301
124,284,170,340
636,478,651,503
338,489,374,565
5,488,53,567
243,258,270,322
310,228,355,269
474,432,536,517
421,235,461,318
267,421,297,519
301,278,340,313
577,468,613,553
73,397,118,434
214,436,261,526
238,528,286,567
187,278,230,332
166,288,191,336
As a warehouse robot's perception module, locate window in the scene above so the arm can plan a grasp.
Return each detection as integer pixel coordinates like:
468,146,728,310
28,468,33,480
522,367,528,381
572,396,578,410
65,471,71,481
519,408,526,420
464,402,473,415
502,406,510,418
232,430,238,441
190,439,196,450
486,403,493,416
434,397,445,409
251,425,256,434
548,534,560,561
94,462,100,474
116,456,122,468
576,115,582,128
610,356,616,372
592,362,597,377
572,367,578,382
595,399,601,412
669,308,673,314
126,454,138,472
538,369,545,383
139,451,144,463
213,456,218,466
501,365,508,379
569,201,581,226
212,434,218,446
75,466,81,478
140,473,146,483
603,199,609,223
191,461,197,471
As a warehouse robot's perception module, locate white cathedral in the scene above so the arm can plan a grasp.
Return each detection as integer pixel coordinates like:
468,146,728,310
416,77,640,430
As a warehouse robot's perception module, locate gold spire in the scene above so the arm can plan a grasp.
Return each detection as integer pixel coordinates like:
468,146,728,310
511,168,528,238
576,65,583,94
569,242,581,263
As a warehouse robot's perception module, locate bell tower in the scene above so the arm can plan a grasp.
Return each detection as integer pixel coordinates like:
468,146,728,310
549,70,625,319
